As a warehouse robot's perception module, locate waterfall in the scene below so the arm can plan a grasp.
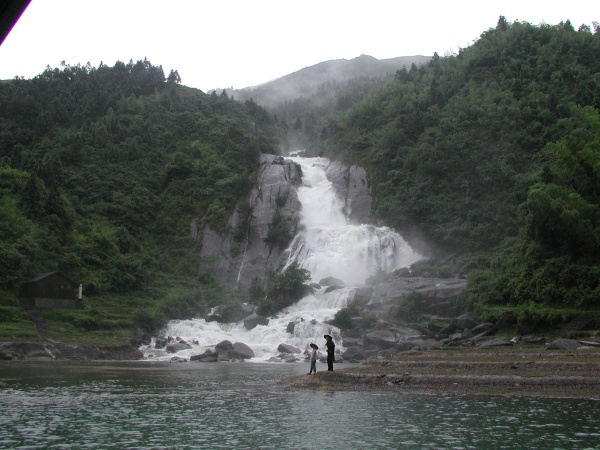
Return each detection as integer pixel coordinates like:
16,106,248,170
141,156,424,362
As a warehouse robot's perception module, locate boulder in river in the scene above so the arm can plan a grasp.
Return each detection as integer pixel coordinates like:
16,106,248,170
233,342,255,359
277,343,301,354
166,342,192,353
190,350,219,362
243,314,269,330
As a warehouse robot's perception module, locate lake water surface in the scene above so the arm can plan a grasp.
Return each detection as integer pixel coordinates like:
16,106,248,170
1,361,599,449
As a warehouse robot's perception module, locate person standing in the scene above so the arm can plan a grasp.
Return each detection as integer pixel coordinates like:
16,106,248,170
308,343,318,374
324,334,335,371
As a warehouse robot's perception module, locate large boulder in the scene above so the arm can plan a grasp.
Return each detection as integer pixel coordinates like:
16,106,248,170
206,303,256,323
365,330,397,348
350,286,374,307
233,342,255,359
319,276,345,287
153,336,169,349
244,314,269,330
453,313,480,330
369,277,467,306
166,342,192,353
342,346,366,361
190,350,219,362
277,343,301,354
546,339,581,350
324,285,344,294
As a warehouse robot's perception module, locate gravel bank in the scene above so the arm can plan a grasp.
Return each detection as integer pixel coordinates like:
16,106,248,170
278,348,600,399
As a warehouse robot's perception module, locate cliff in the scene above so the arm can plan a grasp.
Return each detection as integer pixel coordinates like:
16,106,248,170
198,154,375,289
199,154,302,289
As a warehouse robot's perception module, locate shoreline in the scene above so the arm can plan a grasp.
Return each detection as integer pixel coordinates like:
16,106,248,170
278,348,600,399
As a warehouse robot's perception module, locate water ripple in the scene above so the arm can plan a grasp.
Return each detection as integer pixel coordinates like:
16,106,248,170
1,362,599,449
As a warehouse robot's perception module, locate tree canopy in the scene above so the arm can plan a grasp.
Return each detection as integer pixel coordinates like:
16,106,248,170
317,19,600,315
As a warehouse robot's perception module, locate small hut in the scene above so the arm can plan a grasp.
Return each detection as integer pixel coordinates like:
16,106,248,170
19,271,83,310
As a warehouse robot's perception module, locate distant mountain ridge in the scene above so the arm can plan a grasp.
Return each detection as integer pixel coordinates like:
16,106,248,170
224,54,431,108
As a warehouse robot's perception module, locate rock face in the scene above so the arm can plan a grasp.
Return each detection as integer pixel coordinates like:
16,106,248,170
199,154,303,289
366,277,468,319
325,160,372,224
198,154,374,289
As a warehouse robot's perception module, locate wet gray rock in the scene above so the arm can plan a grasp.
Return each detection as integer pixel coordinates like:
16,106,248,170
325,160,372,223
154,336,168,349
324,285,344,294
471,323,495,334
342,346,366,360
319,276,345,286
191,350,218,362
368,278,467,312
350,286,373,307
365,330,397,348
207,304,256,323
478,338,513,348
278,343,301,354
233,342,255,359
243,314,269,330
453,313,480,330
523,336,545,344
546,339,581,350
166,342,192,353
1,342,144,361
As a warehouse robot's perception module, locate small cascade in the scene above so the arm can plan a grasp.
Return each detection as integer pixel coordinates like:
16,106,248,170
142,155,423,362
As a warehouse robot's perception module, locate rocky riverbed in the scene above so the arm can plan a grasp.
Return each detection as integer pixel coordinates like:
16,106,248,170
278,347,600,399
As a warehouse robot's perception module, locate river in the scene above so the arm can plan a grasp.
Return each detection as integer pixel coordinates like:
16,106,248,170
1,361,599,449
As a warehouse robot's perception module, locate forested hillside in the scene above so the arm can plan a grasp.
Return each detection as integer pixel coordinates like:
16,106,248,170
1,18,599,344
228,55,430,151
0,59,281,340
319,18,600,322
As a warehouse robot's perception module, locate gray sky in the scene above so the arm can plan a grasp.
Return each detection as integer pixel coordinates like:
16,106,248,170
0,0,596,91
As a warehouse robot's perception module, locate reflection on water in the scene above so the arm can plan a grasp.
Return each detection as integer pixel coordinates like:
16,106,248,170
1,361,599,449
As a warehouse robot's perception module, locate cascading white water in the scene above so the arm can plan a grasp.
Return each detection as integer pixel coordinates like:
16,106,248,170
142,156,423,362
284,156,423,286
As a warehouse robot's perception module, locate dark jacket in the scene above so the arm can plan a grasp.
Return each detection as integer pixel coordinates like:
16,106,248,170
326,339,335,354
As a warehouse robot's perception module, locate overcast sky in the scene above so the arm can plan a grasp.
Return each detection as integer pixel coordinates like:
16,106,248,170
0,0,596,92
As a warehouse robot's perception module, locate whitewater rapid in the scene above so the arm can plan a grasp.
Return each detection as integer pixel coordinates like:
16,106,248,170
142,155,423,361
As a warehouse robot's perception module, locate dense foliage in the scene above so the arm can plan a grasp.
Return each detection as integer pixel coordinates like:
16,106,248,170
256,263,311,316
2,18,599,341
0,59,281,337
319,19,600,317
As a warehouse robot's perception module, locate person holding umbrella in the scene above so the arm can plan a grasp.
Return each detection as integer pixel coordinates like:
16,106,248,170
324,334,335,371
308,343,318,374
